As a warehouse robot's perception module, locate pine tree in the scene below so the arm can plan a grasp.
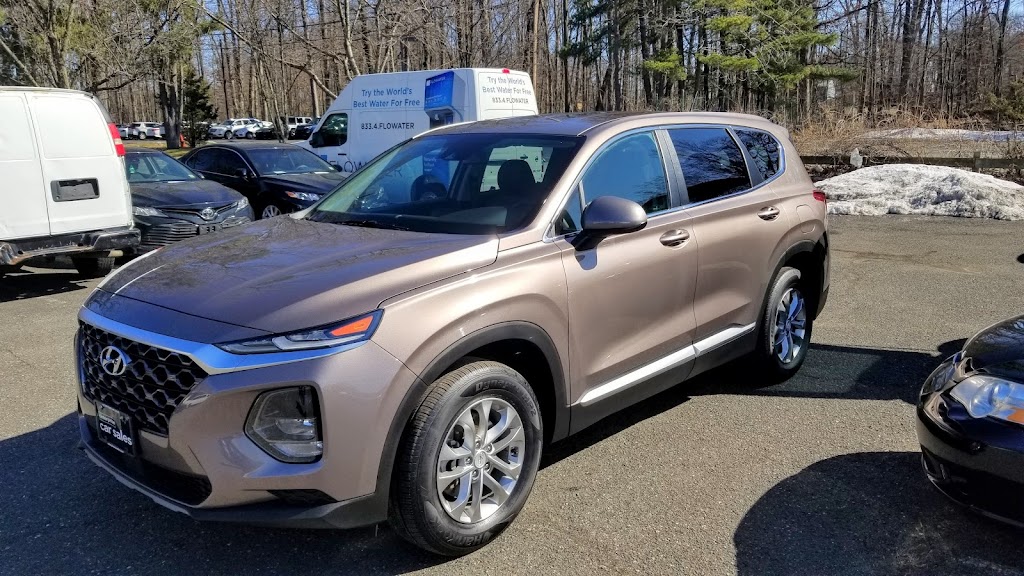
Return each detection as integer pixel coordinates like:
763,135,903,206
181,69,218,147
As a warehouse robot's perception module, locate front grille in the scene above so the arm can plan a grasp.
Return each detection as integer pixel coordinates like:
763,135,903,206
140,222,199,248
80,322,207,436
161,203,235,218
88,429,213,505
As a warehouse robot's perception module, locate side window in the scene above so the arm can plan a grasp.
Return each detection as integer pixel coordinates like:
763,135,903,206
316,113,348,147
735,129,781,181
217,151,248,174
186,149,213,170
580,132,669,214
669,128,751,204
554,188,584,236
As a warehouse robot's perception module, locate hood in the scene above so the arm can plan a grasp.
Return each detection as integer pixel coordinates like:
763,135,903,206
962,315,1024,382
260,172,345,193
99,216,498,334
130,179,244,208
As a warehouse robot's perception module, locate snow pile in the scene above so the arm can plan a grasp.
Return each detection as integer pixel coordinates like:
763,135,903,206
862,128,1018,142
817,164,1024,221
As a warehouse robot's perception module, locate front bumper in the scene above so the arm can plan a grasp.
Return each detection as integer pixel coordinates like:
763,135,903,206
0,227,140,265
917,379,1024,526
133,210,252,253
76,305,420,528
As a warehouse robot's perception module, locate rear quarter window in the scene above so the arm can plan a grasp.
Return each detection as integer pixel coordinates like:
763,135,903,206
32,95,112,159
735,129,782,181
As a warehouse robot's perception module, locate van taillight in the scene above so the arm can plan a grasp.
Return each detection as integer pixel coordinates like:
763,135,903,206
813,189,826,203
107,123,125,157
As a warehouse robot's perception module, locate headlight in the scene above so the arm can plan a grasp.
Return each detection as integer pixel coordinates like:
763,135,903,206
235,197,249,210
245,386,322,463
133,206,165,217
284,191,321,202
950,375,1024,423
217,310,382,354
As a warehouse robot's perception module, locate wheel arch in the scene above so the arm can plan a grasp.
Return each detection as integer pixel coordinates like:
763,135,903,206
372,321,569,519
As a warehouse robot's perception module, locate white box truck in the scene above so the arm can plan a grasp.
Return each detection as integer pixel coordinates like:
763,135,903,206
0,87,139,278
296,68,538,174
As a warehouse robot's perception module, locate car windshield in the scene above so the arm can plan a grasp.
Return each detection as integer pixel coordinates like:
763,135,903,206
307,133,585,235
125,153,199,183
247,148,337,175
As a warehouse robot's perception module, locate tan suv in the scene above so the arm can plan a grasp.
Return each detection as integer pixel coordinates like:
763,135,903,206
75,112,829,555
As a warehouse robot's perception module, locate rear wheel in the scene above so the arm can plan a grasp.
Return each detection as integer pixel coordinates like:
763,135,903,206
753,266,812,381
390,360,543,556
71,256,115,279
138,132,146,140
245,132,255,139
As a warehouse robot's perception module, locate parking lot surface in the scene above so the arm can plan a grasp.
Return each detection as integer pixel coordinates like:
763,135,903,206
2,215,1024,576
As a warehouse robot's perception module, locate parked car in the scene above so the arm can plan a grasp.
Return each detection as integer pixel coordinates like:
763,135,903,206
179,142,344,219
74,112,828,555
117,124,137,140
236,119,273,140
917,315,1024,525
128,121,164,140
207,118,258,139
0,87,138,278
282,116,314,138
123,149,254,253
291,117,319,140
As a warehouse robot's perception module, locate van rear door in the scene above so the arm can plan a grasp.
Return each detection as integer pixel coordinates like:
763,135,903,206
0,91,49,240
28,93,131,235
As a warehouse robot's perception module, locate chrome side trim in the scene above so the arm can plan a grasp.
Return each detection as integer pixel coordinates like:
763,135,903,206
78,307,364,376
575,322,757,407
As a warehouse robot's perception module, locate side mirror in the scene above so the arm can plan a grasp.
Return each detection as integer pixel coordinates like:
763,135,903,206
572,195,647,250
235,168,251,180
309,131,323,148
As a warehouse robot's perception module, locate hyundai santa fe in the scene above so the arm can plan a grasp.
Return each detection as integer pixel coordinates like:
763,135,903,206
75,112,830,555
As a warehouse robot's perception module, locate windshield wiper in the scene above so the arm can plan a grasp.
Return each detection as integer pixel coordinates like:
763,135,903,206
336,219,412,232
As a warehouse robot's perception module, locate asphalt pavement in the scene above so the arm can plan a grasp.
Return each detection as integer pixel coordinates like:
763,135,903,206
2,215,1024,575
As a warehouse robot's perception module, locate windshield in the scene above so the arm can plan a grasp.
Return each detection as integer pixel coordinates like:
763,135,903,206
125,153,199,183
247,148,337,175
307,133,585,235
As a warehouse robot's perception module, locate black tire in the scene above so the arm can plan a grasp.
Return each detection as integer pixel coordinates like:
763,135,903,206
71,256,115,279
389,360,543,556
753,266,813,382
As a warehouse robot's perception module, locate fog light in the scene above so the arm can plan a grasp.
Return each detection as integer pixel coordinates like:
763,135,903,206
245,387,323,463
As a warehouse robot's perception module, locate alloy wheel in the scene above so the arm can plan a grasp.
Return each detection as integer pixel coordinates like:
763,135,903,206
436,397,525,524
261,205,282,219
772,287,807,364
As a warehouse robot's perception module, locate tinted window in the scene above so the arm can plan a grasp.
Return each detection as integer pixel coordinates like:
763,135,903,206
315,113,348,147
669,128,751,203
208,149,247,174
736,129,781,181
186,148,216,171
580,132,669,214
247,148,336,175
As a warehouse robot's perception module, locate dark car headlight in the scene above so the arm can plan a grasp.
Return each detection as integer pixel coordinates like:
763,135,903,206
950,375,1024,423
217,310,382,354
246,386,322,463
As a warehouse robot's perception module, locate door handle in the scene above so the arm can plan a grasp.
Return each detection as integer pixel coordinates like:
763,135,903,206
659,229,690,246
757,206,781,221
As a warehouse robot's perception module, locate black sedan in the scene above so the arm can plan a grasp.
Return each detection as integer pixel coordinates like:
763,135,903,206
917,314,1024,525
179,143,344,219
124,149,254,253
291,119,318,141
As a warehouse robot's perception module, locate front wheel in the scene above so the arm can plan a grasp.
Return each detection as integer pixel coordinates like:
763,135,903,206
389,360,543,556
260,202,288,219
138,132,146,140
752,266,813,382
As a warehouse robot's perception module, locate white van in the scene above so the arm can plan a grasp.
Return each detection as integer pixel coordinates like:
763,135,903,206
0,87,138,278
297,68,538,174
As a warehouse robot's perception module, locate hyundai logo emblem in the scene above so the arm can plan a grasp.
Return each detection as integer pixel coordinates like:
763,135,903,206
199,207,217,221
99,346,130,377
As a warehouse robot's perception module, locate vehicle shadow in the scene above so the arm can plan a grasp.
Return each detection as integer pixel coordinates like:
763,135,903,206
734,451,1024,576
0,267,91,303
684,340,967,405
0,415,444,575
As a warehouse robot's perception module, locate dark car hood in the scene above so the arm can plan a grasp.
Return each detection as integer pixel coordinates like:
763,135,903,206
131,179,243,207
260,172,344,193
963,315,1024,381
98,216,498,334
